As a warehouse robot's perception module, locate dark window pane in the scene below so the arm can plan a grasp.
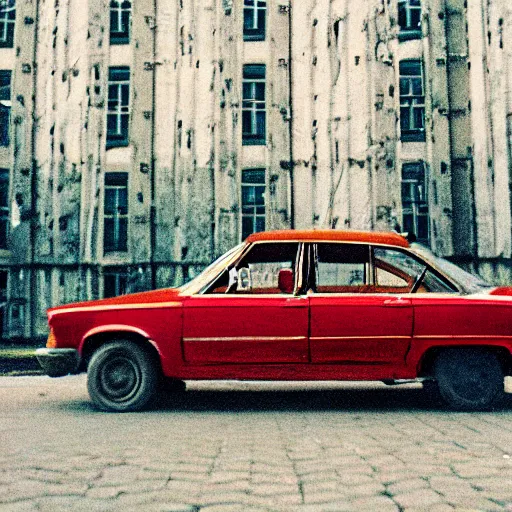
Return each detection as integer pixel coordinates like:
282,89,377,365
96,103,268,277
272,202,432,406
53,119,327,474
255,186,265,205
242,169,265,184
242,111,252,135
243,10,253,31
242,186,255,205
105,172,128,187
0,169,8,207
243,64,266,80
242,217,253,240
0,106,9,147
255,216,265,233
400,109,410,130
403,214,414,233
256,111,266,137
117,218,128,250
417,216,429,240
413,108,424,129
400,60,421,76
412,78,423,95
255,82,265,101
410,10,421,28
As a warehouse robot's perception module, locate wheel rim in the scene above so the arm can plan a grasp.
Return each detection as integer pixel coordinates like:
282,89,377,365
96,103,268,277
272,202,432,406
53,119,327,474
99,355,142,403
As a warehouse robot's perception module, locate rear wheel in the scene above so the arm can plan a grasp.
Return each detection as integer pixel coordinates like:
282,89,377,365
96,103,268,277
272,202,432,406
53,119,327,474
87,341,158,412
433,349,504,411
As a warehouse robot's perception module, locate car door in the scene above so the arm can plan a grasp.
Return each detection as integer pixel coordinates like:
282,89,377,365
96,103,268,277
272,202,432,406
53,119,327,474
309,243,416,370
182,242,309,364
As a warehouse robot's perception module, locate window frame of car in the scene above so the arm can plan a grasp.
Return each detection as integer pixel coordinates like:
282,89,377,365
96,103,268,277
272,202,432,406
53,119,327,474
308,241,459,295
199,241,307,296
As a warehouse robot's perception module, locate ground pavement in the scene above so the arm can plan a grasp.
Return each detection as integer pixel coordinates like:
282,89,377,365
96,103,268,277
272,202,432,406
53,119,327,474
1,376,512,511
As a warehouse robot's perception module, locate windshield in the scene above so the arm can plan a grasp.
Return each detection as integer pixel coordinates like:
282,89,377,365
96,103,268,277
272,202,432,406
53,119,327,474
410,243,492,294
178,243,247,294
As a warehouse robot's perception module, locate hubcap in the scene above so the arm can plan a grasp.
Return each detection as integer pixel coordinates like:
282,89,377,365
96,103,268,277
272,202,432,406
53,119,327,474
100,355,141,402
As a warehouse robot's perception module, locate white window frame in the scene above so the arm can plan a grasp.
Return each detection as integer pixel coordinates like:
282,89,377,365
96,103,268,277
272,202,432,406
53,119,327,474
110,0,131,44
107,67,130,147
241,169,266,240
243,0,266,41
242,65,266,145
399,60,425,142
104,172,128,254
401,162,430,244
398,0,421,33
0,168,8,249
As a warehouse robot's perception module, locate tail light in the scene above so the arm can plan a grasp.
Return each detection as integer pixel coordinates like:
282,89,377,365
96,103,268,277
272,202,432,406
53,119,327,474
46,328,57,348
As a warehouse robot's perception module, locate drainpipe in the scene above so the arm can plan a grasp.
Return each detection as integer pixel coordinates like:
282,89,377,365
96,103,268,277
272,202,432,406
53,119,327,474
288,2,295,229
149,0,157,290
30,0,40,339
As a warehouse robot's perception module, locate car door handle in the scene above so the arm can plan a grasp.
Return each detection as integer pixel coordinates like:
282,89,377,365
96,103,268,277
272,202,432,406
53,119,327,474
383,298,410,308
284,298,307,307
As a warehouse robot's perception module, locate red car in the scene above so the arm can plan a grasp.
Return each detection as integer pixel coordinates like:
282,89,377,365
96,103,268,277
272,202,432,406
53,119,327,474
36,230,512,412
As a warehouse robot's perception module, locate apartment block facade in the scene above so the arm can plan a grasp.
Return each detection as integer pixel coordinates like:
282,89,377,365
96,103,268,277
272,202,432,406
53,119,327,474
0,0,511,340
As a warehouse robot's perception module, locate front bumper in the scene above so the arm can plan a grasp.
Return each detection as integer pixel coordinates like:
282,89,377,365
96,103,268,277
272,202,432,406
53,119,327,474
35,348,80,377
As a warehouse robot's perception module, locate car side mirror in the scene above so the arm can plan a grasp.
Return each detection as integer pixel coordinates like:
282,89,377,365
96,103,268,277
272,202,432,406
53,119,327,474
278,268,294,294
237,268,252,292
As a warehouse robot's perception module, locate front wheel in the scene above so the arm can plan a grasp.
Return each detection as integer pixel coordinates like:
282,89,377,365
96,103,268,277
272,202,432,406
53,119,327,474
87,341,158,412
434,349,504,411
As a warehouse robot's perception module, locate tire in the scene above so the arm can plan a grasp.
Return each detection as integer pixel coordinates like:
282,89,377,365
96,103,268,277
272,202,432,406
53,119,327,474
422,379,443,406
433,349,504,411
87,341,158,412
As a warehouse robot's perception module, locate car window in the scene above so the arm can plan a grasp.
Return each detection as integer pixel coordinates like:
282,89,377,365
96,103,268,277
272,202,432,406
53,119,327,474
206,242,300,294
314,243,370,293
373,247,424,293
373,247,455,293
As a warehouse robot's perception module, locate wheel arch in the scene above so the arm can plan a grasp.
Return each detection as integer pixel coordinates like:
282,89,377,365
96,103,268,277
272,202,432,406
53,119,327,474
80,328,163,374
418,344,512,377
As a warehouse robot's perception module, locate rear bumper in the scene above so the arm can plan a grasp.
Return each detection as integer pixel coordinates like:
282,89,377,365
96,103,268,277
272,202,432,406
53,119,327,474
35,348,80,377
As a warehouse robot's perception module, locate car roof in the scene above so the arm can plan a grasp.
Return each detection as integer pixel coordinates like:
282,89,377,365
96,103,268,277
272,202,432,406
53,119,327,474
246,229,410,248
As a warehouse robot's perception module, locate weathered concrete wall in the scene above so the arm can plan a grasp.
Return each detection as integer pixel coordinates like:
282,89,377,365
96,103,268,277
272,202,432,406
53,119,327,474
4,0,512,339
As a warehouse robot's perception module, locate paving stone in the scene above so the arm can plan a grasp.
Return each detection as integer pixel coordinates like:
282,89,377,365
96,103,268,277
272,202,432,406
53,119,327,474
348,495,399,511
387,477,429,495
393,488,444,509
303,491,349,504
210,471,252,483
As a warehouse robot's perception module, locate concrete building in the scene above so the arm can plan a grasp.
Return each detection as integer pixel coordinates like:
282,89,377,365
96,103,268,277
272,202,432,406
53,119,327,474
0,0,512,341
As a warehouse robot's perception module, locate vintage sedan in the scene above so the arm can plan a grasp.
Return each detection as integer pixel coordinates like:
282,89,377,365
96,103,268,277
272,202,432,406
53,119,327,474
36,230,512,412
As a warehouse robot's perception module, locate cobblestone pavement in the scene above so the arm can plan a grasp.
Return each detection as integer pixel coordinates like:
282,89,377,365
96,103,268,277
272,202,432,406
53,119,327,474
1,376,512,511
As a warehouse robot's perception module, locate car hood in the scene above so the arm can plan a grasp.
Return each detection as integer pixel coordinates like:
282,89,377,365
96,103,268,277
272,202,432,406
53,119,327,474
48,288,184,315
488,286,512,296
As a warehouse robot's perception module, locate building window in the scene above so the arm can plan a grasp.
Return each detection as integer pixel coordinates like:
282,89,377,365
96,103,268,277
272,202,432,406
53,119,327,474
0,169,8,249
241,169,265,240
243,0,266,42
104,172,128,253
242,64,266,145
0,70,11,147
103,269,128,298
0,0,15,48
399,60,425,142
110,0,131,45
398,0,421,40
107,67,130,148
402,162,429,244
